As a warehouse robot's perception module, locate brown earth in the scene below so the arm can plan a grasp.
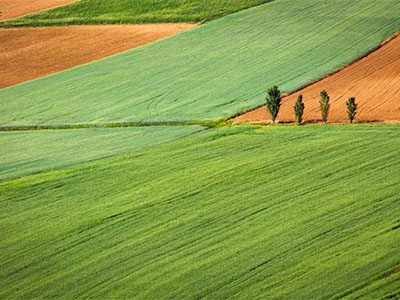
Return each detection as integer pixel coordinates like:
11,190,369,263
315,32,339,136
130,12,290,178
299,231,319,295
235,33,400,124
0,0,79,21
0,24,196,89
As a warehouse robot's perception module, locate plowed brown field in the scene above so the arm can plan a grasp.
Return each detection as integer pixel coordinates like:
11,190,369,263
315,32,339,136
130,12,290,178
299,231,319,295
0,24,196,89
0,0,78,21
235,33,400,124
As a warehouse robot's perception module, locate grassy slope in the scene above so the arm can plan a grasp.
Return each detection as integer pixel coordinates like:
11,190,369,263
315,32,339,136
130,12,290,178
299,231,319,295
1,125,399,299
1,0,400,126
0,0,272,26
0,126,203,180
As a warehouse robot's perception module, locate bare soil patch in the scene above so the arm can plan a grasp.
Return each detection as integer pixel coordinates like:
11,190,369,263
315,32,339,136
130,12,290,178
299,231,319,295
0,0,79,21
0,24,196,89
235,33,400,124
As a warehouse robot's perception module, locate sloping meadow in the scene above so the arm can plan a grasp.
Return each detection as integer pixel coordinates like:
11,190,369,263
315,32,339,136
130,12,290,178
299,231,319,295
1,0,400,126
1,125,399,298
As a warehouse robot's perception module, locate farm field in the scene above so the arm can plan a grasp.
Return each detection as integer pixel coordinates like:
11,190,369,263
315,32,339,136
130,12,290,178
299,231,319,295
1,125,399,299
1,0,400,126
234,33,400,124
0,126,203,180
1,0,400,297
0,0,78,21
0,0,272,27
0,24,196,88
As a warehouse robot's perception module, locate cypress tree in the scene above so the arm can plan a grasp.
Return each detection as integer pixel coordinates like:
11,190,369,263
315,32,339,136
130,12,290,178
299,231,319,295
319,90,330,124
346,97,357,123
294,94,305,124
265,85,282,123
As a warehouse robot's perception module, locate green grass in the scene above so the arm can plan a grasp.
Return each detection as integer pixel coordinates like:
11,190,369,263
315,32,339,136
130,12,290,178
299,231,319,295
0,0,272,26
1,124,399,299
1,0,400,126
0,126,203,180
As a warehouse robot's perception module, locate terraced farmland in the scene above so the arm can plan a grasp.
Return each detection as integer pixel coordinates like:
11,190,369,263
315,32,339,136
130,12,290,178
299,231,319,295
1,0,399,126
0,126,203,180
0,0,272,27
1,125,399,299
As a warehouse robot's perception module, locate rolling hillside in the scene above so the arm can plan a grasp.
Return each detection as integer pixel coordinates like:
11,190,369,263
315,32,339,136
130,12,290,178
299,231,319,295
1,0,399,126
1,0,399,298
1,125,399,298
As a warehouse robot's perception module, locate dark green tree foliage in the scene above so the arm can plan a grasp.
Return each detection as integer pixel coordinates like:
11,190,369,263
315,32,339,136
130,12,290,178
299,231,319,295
266,85,282,122
294,94,305,124
319,90,330,123
346,97,357,123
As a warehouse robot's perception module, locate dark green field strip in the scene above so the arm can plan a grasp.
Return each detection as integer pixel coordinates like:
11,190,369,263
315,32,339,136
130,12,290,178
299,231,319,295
1,0,400,127
0,0,272,27
1,124,399,298
0,125,203,180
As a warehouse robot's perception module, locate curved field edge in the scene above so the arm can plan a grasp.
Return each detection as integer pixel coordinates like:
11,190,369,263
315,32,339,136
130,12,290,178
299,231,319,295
0,124,399,298
1,0,400,126
0,0,273,27
0,125,204,180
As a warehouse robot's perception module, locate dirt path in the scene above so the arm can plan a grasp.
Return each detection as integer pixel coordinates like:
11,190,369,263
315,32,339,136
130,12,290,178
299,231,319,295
235,33,400,124
0,0,79,21
0,24,196,89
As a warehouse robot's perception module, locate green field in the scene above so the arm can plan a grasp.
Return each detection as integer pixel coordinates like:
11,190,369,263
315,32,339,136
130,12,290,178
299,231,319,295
1,124,399,298
0,126,203,180
1,0,400,126
0,0,272,26
1,0,399,297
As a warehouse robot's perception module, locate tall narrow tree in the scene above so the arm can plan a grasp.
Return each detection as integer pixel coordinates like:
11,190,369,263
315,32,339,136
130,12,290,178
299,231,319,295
294,94,305,124
266,85,281,123
319,90,330,124
346,97,357,123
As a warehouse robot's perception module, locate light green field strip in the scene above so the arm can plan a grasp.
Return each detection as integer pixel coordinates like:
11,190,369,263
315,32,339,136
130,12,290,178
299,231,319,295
1,124,399,299
0,0,272,27
0,126,203,180
1,0,400,126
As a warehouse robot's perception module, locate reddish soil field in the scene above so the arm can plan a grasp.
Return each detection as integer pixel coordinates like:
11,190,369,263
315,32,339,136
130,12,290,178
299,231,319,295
235,33,400,124
0,24,196,89
0,0,79,21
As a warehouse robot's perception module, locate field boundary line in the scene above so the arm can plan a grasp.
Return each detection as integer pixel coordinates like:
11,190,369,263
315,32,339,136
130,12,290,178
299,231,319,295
0,120,224,132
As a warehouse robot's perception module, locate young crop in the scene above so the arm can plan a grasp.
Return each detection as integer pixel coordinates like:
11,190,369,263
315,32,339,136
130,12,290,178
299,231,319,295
266,85,282,123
